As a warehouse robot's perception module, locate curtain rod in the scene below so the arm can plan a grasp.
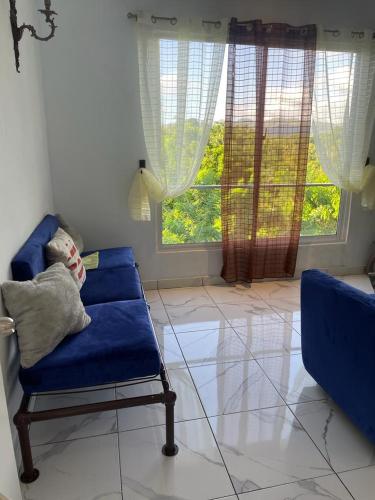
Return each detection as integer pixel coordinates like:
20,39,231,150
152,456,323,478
127,13,374,37
127,12,222,28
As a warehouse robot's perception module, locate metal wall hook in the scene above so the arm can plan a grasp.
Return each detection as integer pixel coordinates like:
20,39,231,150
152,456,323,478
202,20,222,29
151,15,177,26
9,0,58,73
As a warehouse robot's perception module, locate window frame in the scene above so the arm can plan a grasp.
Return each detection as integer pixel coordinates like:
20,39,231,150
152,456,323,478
157,39,354,252
157,184,351,252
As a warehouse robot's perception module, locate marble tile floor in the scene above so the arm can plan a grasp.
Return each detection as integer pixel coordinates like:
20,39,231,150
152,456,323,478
21,274,375,500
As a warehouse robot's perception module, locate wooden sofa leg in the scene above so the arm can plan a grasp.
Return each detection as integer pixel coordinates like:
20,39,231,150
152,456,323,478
162,390,179,457
14,399,39,483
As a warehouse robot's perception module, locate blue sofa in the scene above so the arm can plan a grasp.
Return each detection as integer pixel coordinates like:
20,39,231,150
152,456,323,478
301,269,375,443
11,214,178,484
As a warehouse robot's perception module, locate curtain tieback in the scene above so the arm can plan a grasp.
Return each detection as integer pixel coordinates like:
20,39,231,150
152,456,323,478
361,164,375,210
128,168,166,221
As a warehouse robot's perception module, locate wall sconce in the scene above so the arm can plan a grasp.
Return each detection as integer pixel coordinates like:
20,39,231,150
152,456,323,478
9,0,58,73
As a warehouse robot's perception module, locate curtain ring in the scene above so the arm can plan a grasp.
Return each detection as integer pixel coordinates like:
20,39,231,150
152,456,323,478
151,15,157,24
300,28,307,36
215,21,222,29
170,17,177,25
332,30,340,37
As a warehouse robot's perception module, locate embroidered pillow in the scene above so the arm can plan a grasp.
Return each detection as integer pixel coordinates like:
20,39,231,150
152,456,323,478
56,213,84,253
46,228,86,289
1,263,91,369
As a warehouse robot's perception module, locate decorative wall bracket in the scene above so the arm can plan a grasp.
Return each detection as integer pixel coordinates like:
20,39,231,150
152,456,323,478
9,0,57,73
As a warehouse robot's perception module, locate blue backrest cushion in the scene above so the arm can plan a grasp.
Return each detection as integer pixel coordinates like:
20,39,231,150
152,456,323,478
301,269,375,343
11,214,59,281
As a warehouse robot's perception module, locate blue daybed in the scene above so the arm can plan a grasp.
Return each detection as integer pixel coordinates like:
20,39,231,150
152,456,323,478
11,214,178,484
301,269,375,443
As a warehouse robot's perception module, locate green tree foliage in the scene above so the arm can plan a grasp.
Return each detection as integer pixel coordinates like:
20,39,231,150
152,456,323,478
162,121,341,244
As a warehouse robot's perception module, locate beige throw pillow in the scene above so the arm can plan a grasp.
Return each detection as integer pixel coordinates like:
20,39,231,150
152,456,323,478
1,263,91,369
57,213,84,253
47,227,86,289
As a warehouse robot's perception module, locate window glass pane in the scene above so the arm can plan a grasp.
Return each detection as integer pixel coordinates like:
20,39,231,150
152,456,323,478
162,182,341,243
162,188,221,244
161,45,343,245
301,185,341,236
162,134,342,244
194,122,224,186
306,140,332,183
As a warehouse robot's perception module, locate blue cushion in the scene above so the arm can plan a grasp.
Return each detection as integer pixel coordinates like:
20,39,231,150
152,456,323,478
11,214,59,281
19,299,161,394
301,270,375,443
82,247,136,270
80,266,143,306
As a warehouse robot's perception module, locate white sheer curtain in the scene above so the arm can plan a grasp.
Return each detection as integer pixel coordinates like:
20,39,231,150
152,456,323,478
129,14,227,221
312,27,375,208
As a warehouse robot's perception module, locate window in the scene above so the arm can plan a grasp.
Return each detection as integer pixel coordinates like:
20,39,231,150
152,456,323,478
161,47,347,246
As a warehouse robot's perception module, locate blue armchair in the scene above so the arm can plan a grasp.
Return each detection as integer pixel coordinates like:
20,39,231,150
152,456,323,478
301,269,375,443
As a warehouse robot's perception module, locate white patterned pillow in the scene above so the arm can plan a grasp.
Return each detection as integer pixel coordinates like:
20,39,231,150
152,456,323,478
57,213,84,253
46,228,86,289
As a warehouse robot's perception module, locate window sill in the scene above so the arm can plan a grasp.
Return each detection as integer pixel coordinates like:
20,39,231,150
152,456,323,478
158,234,347,253
157,193,351,253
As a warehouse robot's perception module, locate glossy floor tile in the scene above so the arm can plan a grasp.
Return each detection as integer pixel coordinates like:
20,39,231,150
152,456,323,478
238,474,353,499
339,464,375,500
291,320,301,334
156,333,187,369
234,322,301,359
210,406,332,494
190,360,284,416
266,297,301,322
144,289,163,308
337,274,373,294
219,301,284,328
159,286,214,307
116,368,205,431
30,388,117,446
176,327,253,367
258,354,326,404
166,304,229,333
22,433,122,500
290,400,375,473
251,280,300,301
205,284,260,304
149,306,174,335
119,419,235,500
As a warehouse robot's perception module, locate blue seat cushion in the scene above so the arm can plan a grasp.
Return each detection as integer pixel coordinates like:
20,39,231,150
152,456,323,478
11,214,59,281
80,266,143,306
82,247,135,270
19,299,161,395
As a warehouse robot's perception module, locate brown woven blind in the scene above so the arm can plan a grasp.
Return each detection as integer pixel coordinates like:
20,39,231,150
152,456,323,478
221,20,317,282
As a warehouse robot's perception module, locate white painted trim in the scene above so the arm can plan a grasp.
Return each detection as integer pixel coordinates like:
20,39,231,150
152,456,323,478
141,265,366,290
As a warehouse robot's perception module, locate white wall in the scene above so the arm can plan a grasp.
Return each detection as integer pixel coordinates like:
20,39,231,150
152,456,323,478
41,0,375,283
0,0,54,496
